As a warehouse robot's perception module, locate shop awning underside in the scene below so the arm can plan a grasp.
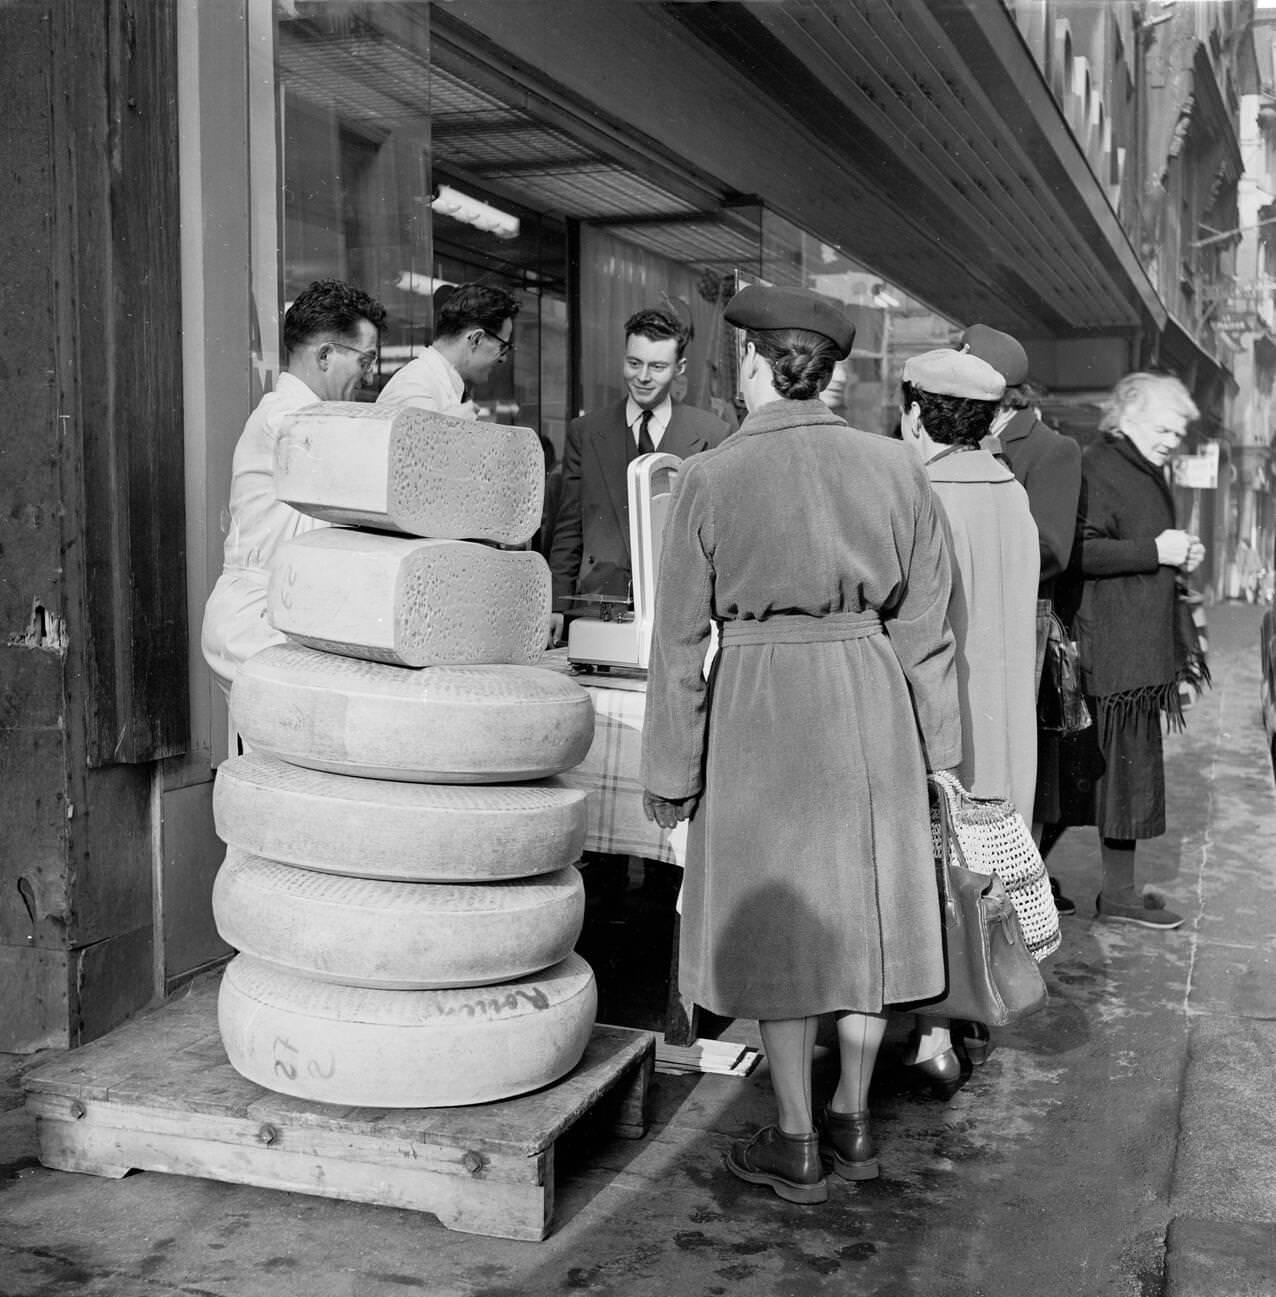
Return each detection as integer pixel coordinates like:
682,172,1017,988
431,0,1163,340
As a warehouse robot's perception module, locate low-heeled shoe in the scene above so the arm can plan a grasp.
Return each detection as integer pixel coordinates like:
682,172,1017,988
725,1125,829,1204
1095,893,1184,929
903,1047,969,1100
819,1107,879,1181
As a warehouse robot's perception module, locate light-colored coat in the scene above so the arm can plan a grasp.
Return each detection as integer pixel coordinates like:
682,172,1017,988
641,400,961,1021
926,448,1040,824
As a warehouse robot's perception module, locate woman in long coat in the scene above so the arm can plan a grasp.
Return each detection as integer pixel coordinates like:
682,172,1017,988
641,286,961,1205
898,349,1039,1085
1073,372,1205,929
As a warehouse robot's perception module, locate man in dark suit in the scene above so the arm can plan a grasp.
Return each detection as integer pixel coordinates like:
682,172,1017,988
548,308,728,639
548,307,727,946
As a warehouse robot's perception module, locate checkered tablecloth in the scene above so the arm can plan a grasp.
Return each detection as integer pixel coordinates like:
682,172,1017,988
540,651,686,866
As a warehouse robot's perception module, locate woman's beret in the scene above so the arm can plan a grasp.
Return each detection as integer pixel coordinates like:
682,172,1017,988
958,323,1029,386
725,285,856,359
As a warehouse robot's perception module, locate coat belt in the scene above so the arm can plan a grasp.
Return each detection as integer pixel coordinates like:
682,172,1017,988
719,610,882,646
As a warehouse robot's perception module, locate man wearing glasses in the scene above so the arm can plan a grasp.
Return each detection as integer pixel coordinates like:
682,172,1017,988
377,282,519,419
201,278,386,693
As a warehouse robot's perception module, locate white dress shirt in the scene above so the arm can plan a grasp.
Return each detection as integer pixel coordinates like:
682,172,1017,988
625,395,672,449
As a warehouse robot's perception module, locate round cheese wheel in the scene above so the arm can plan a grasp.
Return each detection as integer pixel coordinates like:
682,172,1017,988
231,644,595,782
267,532,551,669
218,952,597,1107
213,753,587,881
212,849,585,989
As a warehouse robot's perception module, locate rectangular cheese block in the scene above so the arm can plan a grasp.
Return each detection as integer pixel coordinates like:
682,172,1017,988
268,530,550,667
273,403,543,545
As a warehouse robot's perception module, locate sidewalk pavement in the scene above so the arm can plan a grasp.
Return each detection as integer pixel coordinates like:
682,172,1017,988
1,602,1274,1297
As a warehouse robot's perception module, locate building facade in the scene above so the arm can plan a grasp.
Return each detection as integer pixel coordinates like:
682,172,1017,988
0,0,1258,1050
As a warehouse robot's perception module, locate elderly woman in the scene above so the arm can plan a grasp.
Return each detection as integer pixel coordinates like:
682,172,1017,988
641,286,961,1205
1073,373,1205,929
898,349,1040,1089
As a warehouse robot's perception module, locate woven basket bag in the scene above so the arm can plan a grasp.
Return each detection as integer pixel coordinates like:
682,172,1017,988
929,770,1061,961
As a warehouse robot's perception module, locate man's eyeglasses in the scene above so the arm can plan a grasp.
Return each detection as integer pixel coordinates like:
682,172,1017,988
328,341,379,374
480,329,515,359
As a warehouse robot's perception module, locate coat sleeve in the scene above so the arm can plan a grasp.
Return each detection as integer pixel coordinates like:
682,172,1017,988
882,476,963,772
548,417,585,611
1079,456,1160,577
1023,429,1082,582
640,462,716,800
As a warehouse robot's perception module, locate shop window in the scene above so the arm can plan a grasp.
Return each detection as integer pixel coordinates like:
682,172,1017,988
271,1,567,445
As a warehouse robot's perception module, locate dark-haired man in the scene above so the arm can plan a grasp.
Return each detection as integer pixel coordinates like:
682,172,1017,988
377,282,519,418
201,279,387,691
548,307,728,637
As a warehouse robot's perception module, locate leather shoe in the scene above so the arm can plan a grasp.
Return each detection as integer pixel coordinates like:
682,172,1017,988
819,1107,879,1181
725,1125,828,1203
903,1047,969,1100
959,1021,994,1066
1050,876,1077,916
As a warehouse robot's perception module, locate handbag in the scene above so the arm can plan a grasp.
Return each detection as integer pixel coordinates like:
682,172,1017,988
918,776,1049,1027
1039,610,1091,738
928,770,1061,961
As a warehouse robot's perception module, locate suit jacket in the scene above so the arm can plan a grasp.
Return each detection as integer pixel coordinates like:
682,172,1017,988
996,409,1082,597
549,399,728,611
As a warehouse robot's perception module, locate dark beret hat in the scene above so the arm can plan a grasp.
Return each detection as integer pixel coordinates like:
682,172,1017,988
724,285,856,360
958,323,1029,386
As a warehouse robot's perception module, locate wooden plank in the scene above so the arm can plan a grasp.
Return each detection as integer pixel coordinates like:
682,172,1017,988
28,1093,539,1186
33,1118,553,1240
52,0,188,767
0,947,69,1054
23,996,652,1239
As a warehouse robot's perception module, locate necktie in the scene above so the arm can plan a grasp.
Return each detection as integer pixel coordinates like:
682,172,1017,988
636,409,655,456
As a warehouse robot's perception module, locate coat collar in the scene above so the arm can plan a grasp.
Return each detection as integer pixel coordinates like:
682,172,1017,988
733,398,848,440
925,446,1016,483
1101,431,1175,508
999,408,1036,445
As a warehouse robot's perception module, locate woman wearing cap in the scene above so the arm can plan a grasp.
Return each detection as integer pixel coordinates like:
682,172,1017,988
899,349,1039,1089
641,286,961,1204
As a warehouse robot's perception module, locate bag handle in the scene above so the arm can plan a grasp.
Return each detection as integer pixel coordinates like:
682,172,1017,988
928,773,971,927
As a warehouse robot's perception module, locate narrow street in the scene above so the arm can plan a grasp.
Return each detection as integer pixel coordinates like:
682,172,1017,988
2,602,1273,1297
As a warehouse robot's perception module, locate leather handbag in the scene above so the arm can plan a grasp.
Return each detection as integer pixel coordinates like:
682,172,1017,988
919,774,1049,1026
1039,610,1092,737
929,770,1062,961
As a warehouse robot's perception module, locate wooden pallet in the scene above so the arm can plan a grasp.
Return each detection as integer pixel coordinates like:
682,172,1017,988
22,976,654,1241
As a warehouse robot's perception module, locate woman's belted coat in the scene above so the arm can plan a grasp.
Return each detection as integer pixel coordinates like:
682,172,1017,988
641,400,962,1021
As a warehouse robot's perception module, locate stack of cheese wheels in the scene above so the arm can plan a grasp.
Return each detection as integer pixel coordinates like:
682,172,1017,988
212,403,598,1108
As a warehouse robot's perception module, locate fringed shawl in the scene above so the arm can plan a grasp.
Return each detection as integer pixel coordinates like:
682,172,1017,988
1077,434,1210,734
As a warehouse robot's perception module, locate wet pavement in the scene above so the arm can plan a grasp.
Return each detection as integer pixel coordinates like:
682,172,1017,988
2,602,1274,1297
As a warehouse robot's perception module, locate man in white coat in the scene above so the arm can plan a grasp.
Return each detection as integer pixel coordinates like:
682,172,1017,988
201,279,386,693
376,282,518,418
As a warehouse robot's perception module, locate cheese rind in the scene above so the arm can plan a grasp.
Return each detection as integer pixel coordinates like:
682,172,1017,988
218,952,597,1107
273,403,543,545
213,753,587,881
267,531,550,668
212,850,585,988
231,645,595,782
